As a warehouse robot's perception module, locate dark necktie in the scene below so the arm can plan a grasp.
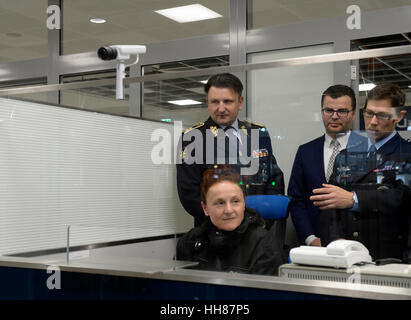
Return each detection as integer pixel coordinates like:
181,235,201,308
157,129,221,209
326,139,340,182
367,144,377,170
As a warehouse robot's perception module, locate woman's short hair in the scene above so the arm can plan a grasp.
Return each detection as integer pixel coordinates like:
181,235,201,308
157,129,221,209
201,165,242,203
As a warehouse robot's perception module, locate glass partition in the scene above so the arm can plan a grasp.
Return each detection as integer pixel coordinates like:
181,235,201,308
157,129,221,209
0,78,48,104
64,225,191,269
60,72,130,116
352,34,411,138
248,43,335,189
142,55,229,126
0,44,410,281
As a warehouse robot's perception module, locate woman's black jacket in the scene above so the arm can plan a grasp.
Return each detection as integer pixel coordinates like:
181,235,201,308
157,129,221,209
176,208,284,275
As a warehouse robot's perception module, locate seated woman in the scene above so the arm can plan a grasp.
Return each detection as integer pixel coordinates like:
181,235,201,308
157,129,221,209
176,166,284,275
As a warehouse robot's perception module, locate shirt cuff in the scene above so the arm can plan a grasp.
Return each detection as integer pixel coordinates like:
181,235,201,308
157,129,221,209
305,235,318,246
350,192,359,211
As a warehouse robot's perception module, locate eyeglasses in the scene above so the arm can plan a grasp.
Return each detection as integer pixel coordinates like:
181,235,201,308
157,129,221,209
321,108,352,117
363,109,393,121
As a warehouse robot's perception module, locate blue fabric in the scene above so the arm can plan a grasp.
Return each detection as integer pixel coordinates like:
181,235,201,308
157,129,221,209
245,195,290,219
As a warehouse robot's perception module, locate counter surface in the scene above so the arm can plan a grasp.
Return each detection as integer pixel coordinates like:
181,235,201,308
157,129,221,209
0,255,410,300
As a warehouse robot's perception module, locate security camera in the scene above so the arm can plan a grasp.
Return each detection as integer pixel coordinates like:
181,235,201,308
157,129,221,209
97,45,146,61
97,45,147,100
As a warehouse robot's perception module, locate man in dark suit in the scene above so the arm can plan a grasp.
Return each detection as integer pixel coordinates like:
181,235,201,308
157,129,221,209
311,83,411,262
177,73,284,227
288,85,366,246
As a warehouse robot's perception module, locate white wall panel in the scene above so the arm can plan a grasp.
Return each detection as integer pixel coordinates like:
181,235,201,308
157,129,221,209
248,44,334,191
248,44,334,248
0,98,191,255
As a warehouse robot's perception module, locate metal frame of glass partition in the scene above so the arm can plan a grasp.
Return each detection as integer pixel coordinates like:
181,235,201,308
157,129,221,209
0,44,410,97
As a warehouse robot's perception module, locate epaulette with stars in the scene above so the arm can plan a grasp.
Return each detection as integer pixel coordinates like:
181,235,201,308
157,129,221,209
243,119,266,128
183,122,205,134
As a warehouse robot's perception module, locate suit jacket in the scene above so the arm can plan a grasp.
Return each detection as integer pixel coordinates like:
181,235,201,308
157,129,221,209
288,131,367,244
325,132,411,261
176,117,284,226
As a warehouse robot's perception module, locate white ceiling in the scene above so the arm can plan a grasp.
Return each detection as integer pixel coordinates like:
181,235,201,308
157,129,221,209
0,0,410,63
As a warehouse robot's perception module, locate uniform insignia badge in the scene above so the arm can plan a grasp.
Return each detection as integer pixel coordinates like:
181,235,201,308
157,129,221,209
210,126,218,137
183,122,204,134
251,148,269,158
179,148,188,163
240,125,248,136
244,120,265,128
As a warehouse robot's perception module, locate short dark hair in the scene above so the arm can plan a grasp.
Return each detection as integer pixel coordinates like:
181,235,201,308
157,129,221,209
204,73,243,97
364,83,406,109
321,85,357,111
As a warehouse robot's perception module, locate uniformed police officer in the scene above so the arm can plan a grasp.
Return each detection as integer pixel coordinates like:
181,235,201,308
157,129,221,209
311,83,411,262
176,73,284,227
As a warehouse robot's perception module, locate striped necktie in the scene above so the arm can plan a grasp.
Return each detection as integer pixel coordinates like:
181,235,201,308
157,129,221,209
326,139,340,182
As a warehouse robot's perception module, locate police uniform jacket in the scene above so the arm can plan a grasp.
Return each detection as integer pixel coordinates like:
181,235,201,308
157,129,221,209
324,132,411,262
176,208,284,275
176,116,284,226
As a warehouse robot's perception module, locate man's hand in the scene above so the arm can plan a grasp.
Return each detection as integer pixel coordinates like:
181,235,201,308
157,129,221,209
310,184,354,210
310,238,322,247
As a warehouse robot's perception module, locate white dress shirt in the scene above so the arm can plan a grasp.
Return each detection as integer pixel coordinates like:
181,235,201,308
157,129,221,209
305,131,352,246
323,131,351,179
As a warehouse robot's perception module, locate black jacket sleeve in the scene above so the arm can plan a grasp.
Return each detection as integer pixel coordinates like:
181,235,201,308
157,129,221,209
248,231,285,276
259,129,284,195
176,227,200,261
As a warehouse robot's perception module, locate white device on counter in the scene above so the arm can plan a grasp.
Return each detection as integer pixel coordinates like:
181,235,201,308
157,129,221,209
289,240,372,268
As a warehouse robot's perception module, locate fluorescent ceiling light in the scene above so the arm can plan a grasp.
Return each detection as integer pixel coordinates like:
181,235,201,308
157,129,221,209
155,4,222,23
359,83,376,91
160,118,172,122
199,80,208,84
168,99,202,106
90,18,106,24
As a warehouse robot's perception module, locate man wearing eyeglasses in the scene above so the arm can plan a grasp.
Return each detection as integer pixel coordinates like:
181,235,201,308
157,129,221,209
288,85,366,247
311,83,411,262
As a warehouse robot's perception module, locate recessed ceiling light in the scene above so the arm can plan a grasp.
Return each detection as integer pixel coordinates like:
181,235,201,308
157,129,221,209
155,4,222,23
199,80,208,84
408,85,411,88
90,18,106,24
168,99,202,106
359,83,376,92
